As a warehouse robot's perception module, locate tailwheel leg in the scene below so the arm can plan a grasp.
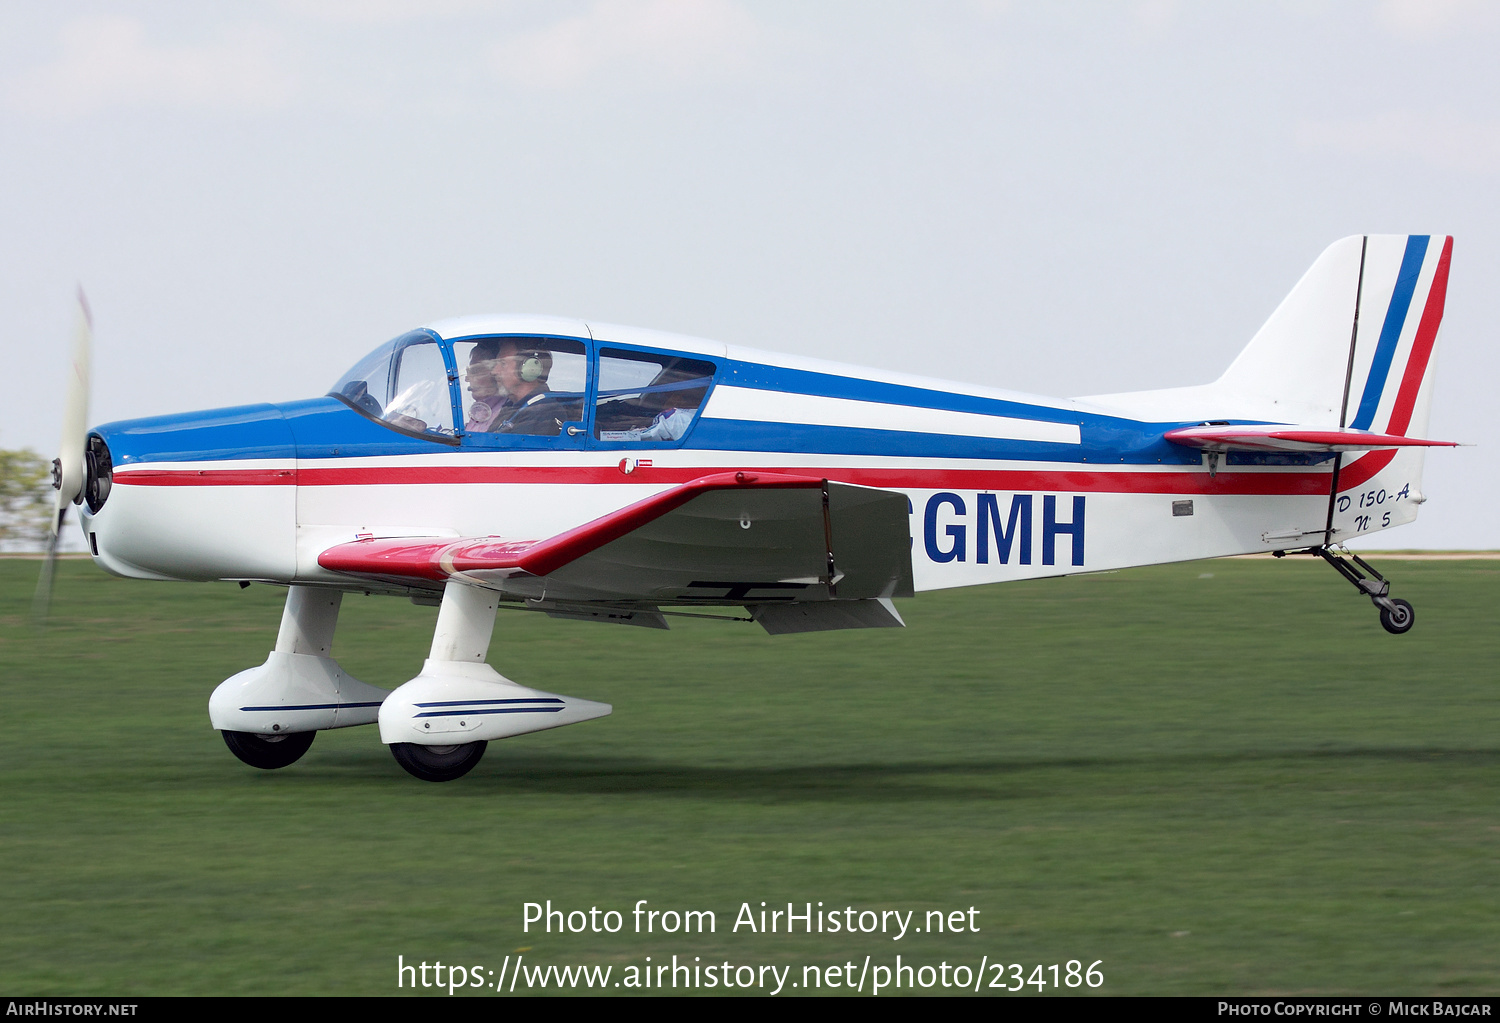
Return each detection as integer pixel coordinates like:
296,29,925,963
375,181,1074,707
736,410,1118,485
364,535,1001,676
1298,545,1415,634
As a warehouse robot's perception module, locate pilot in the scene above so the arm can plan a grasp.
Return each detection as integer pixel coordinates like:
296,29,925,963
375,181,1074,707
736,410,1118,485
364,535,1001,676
463,340,506,431
490,341,559,435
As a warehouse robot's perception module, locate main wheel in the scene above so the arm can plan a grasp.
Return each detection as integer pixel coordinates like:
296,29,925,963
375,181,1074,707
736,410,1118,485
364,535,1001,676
390,741,487,782
1379,598,1415,635
222,729,316,769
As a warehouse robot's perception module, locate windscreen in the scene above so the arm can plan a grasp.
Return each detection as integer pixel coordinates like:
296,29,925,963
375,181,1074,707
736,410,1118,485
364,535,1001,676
329,332,456,438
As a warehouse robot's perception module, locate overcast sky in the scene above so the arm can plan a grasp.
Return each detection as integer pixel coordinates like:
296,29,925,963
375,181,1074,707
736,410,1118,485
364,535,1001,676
3,1,1496,549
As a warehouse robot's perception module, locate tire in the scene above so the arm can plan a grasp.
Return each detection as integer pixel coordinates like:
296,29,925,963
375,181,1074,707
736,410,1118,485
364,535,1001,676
390,741,487,783
222,729,316,769
1379,598,1415,635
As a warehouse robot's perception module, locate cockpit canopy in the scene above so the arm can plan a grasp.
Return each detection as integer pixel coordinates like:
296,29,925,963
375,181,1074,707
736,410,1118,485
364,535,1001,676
330,331,453,437
328,329,717,446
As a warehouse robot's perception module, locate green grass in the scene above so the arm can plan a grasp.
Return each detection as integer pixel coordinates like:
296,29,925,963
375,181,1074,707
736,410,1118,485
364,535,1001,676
1,558,1497,995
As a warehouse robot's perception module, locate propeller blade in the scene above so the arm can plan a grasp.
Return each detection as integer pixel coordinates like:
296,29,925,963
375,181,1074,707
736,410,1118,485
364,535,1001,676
31,509,63,626
36,289,93,627
52,288,93,531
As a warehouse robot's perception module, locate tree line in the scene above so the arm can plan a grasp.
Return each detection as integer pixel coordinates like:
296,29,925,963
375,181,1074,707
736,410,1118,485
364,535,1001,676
0,448,54,551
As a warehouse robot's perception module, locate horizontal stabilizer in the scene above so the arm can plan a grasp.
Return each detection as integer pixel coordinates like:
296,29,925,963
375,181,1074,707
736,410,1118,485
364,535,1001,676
1164,425,1458,454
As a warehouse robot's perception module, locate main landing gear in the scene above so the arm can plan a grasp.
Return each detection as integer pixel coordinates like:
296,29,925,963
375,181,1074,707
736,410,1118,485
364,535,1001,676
211,582,612,782
209,586,390,775
376,580,611,783
1274,545,1415,634
222,729,316,769
389,741,489,783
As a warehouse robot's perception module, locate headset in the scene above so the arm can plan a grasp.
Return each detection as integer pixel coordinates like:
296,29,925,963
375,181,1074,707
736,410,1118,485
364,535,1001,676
518,351,547,383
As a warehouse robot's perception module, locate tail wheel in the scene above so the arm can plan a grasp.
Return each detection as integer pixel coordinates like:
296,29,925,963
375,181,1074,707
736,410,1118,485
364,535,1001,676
222,729,316,769
390,741,487,782
1379,598,1415,635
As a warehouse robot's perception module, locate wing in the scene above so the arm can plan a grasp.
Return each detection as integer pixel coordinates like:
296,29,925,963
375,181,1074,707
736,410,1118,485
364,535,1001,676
318,471,914,629
1164,425,1458,453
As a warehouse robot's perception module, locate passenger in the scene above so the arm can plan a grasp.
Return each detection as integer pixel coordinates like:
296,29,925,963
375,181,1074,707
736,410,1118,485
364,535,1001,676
463,340,505,431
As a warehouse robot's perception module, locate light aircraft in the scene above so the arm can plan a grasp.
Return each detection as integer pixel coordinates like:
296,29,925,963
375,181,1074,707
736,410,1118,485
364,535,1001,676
40,234,1458,781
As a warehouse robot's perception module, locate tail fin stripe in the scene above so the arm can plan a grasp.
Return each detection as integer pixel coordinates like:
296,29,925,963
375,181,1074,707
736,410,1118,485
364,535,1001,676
1385,235,1452,437
1349,234,1429,430
1334,235,1452,492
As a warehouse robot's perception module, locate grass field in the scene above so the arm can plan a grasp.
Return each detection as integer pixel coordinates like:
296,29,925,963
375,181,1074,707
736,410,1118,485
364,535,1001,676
1,557,1496,996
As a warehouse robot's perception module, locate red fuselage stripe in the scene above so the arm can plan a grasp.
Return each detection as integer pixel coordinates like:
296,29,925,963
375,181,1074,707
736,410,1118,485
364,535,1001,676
112,468,296,486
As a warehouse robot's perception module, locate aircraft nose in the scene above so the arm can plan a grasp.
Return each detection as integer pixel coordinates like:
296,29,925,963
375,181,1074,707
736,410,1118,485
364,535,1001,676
79,404,298,582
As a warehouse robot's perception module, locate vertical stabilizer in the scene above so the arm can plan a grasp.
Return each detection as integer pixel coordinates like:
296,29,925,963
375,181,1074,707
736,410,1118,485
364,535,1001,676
1215,235,1366,427
1326,236,1452,539
1215,234,1451,441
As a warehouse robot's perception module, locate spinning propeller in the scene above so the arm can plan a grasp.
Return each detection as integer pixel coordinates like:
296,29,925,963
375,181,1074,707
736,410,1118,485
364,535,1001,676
32,289,93,624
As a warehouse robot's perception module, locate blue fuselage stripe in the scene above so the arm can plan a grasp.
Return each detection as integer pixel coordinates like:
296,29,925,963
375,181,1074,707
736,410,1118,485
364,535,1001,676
687,419,1201,464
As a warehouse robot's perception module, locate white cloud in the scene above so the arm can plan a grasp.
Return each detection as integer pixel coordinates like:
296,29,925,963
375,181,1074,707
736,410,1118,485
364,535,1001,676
488,0,761,89
966,0,1012,18
277,0,505,25
1375,0,1500,37
5,16,297,117
1298,108,1500,174
1131,0,1181,31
